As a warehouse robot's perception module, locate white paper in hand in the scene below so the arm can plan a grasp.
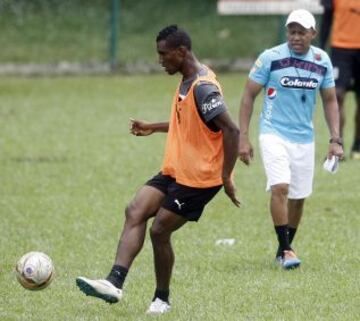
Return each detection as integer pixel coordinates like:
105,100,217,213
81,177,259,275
323,155,339,174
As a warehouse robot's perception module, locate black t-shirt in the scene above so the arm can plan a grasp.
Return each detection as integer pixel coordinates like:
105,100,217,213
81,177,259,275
178,67,227,131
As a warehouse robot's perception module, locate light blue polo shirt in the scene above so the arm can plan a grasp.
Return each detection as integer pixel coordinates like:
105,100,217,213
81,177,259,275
249,43,335,143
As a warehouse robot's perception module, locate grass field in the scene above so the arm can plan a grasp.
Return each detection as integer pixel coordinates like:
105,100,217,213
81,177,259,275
0,0,286,64
0,73,359,321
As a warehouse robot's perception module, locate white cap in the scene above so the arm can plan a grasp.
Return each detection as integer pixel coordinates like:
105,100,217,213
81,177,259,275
285,9,316,30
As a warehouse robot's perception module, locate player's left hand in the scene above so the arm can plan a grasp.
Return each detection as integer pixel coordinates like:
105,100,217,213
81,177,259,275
238,134,254,165
223,177,241,207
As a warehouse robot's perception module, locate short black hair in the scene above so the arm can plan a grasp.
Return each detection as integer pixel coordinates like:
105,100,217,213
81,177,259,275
156,25,192,50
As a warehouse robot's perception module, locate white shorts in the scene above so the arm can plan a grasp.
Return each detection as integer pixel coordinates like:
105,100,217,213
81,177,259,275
259,134,315,199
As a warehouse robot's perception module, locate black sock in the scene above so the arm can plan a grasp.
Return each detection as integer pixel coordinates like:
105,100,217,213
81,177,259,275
106,265,128,289
352,139,360,151
276,245,283,258
275,225,291,257
276,227,298,257
153,289,170,303
288,227,297,244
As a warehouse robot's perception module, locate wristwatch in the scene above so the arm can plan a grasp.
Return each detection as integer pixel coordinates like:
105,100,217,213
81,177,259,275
329,137,343,146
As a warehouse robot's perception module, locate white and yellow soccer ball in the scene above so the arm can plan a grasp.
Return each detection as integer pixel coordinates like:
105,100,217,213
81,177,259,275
15,251,55,290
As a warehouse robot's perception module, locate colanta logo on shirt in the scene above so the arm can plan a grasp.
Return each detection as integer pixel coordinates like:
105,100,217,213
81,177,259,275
280,76,318,89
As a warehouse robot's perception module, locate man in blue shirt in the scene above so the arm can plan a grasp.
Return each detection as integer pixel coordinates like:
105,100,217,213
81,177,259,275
239,9,343,269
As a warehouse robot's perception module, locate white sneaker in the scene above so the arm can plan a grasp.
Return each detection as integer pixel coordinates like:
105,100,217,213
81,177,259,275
76,276,123,304
146,298,171,314
282,250,301,270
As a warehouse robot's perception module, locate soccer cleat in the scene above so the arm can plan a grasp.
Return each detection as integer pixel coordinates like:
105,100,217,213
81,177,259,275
76,276,123,304
146,298,171,314
275,255,283,266
351,150,360,160
351,141,360,160
282,250,301,270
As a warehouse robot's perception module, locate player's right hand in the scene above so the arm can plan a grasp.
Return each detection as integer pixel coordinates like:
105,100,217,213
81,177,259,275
129,118,154,136
238,135,254,165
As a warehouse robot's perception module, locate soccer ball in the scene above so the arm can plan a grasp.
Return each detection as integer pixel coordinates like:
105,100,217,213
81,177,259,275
15,251,55,290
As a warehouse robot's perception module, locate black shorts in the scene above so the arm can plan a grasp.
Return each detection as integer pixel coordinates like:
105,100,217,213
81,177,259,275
331,47,360,93
145,172,222,222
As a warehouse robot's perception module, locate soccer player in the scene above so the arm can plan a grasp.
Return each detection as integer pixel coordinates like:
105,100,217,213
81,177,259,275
320,0,360,159
76,25,240,314
238,10,343,269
